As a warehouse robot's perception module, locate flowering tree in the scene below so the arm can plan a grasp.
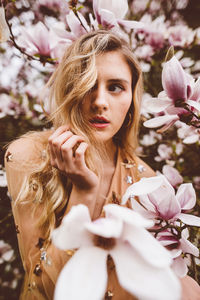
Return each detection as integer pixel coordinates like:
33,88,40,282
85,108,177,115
0,0,200,299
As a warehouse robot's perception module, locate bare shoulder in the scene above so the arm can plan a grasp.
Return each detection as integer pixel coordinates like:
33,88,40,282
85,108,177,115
134,155,156,178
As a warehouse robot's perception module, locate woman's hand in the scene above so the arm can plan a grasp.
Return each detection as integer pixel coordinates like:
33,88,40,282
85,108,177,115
48,125,100,217
48,125,99,193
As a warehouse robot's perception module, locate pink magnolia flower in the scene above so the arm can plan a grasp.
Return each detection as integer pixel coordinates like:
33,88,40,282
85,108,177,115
48,24,73,61
123,176,200,277
143,56,200,131
93,0,144,30
18,22,51,56
168,25,195,48
52,204,181,300
134,45,154,61
123,175,200,226
0,6,10,43
135,15,167,51
158,229,199,277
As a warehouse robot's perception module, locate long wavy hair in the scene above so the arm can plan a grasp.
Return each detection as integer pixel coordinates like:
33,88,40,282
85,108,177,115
16,30,143,240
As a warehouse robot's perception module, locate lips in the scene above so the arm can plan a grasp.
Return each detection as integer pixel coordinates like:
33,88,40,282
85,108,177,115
89,115,110,128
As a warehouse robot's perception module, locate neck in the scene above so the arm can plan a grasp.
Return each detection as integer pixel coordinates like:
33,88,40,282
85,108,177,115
102,140,117,166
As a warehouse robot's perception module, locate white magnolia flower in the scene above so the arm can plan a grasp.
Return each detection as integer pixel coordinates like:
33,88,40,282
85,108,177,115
52,204,181,300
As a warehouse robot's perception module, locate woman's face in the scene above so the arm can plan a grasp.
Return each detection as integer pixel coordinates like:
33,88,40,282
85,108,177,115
81,50,133,145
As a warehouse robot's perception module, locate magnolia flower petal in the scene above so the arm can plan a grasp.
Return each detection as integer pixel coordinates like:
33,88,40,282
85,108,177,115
159,238,178,247
179,213,200,227
162,165,183,187
52,205,92,250
122,176,164,204
33,22,50,55
170,249,183,259
104,204,153,228
149,193,180,221
162,56,188,101
157,231,179,248
54,246,108,300
183,134,199,144
143,115,179,128
85,217,123,238
99,9,118,28
98,0,128,19
111,243,181,300
66,11,87,37
0,7,10,42
138,194,157,213
171,256,188,278
146,176,181,220
187,99,200,112
19,28,39,53
117,19,144,29
93,0,101,24
130,197,156,218
124,224,172,268
156,119,178,133
143,97,172,113
176,183,196,210
180,235,199,257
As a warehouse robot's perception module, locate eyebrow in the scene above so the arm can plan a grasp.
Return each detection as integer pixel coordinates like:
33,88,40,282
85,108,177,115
107,78,130,85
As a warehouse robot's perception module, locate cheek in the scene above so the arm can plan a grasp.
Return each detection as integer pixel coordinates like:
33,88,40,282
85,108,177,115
117,99,132,120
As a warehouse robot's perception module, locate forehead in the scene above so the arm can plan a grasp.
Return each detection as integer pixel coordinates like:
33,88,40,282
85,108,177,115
95,51,132,81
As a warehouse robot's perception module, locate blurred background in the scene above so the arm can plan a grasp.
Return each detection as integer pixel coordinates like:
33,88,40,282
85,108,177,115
0,0,200,299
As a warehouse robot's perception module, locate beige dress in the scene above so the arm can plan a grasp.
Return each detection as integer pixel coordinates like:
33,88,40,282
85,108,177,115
5,132,200,300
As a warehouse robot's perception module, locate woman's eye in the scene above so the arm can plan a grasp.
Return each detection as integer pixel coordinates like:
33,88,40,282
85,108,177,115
109,84,124,93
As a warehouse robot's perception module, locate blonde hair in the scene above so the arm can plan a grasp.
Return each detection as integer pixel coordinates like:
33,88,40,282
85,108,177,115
17,30,143,240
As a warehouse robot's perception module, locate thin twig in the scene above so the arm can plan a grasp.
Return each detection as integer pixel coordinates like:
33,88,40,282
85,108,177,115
4,5,55,65
191,254,198,282
73,8,89,33
0,211,12,224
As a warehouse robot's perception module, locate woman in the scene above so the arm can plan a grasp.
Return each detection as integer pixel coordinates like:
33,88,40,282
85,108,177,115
5,30,200,300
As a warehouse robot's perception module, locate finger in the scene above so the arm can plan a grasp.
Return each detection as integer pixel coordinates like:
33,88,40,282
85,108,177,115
48,128,70,167
48,143,57,167
48,125,69,143
51,131,74,163
61,135,85,164
74,142,88,167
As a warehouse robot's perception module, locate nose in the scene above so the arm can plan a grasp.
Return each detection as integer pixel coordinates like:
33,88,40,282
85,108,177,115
91,84,109,111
